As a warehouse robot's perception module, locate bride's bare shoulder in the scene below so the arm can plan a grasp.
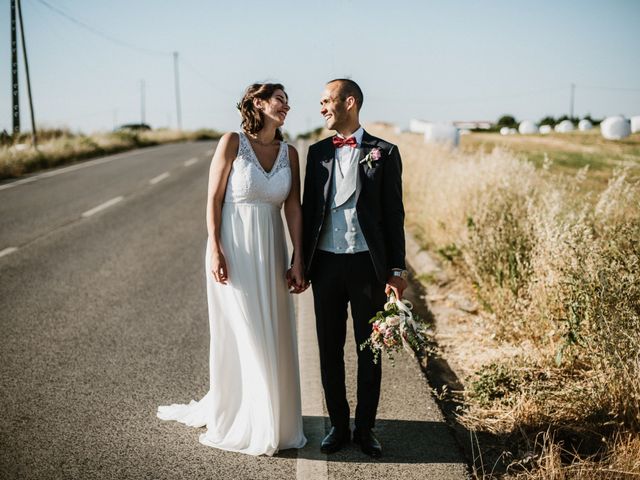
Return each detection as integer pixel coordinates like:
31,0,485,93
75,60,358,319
213,132,240,161
219,132,240,150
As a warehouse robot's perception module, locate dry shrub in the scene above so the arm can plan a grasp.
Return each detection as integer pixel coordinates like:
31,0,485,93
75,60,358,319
369,126,640,474
0,128,221,180
507,431,640,479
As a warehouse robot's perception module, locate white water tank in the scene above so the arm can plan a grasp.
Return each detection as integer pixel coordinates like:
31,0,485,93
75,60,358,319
578,119,593,131
601,116,631,140
424,123,460,147
539,125,552,134
519,120,538,134
631,116,640,133
555,120,574,133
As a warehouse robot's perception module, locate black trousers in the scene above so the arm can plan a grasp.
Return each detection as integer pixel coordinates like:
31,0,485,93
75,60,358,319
311,250,386,430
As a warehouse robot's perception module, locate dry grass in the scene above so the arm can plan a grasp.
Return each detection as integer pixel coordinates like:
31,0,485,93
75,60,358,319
506,431,640,479
367,125,640,478
460,130,640,189
0,128,221,180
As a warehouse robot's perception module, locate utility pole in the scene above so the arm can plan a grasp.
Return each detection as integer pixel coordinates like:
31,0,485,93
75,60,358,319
140,79,146,124
173,51,182,130
11,0,20,135
17,0,37,146
570,83,575,121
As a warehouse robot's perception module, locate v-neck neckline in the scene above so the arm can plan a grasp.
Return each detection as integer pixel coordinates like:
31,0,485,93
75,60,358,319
243,132,284,176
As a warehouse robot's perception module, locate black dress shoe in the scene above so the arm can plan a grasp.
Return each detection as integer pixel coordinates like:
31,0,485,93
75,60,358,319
320,426,350,454
353,428,382,458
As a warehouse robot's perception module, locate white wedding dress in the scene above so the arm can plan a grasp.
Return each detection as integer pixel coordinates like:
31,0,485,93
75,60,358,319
157,132,307,456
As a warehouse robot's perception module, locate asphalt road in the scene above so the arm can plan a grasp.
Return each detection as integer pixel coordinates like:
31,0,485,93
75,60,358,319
0,142,469,479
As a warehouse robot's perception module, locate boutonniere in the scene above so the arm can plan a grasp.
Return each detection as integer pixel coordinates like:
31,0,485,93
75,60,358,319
359,148,382,168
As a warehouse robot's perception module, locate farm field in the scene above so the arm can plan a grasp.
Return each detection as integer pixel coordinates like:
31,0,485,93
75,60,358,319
460,129,640,188
367,124,640,478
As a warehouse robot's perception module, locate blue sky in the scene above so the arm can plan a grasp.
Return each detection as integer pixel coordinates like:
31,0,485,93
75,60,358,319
2,0,639,135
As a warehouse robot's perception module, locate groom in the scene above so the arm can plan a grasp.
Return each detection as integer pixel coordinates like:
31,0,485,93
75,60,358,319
301,79,407,458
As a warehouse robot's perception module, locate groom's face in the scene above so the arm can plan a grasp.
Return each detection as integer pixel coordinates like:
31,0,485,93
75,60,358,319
320,83,348,131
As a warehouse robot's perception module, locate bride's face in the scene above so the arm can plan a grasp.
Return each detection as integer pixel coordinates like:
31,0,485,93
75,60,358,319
258,89,290,127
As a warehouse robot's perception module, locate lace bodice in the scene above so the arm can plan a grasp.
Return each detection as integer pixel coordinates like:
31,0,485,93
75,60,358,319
223,132,292,206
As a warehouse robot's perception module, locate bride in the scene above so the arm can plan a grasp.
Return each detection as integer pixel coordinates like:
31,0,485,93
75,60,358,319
158,83,307,456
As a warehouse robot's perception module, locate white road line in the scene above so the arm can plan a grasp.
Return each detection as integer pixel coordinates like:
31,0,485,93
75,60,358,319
149,172,170,184
295,291,328,480
184,158,198,167
0,247,18,258
0,148,155,192
81,196,124,217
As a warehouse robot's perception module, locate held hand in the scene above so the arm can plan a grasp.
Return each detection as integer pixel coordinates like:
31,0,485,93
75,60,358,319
287,263,309,294
385,276,408,300
211,249,228,284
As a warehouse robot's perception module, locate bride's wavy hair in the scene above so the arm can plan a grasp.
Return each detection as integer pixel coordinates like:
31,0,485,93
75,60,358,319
237,83,287,141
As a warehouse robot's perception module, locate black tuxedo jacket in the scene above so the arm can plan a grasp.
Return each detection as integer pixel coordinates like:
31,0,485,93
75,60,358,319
302,130,406,284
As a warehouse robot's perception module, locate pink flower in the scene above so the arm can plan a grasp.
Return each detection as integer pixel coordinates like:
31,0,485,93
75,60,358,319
360,148,382,168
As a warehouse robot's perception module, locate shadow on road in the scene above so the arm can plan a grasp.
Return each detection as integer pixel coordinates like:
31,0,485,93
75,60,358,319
282,416,464,464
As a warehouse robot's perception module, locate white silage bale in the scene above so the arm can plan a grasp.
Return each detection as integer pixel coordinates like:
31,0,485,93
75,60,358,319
601,116,631,140
578,119,593,131
555,120,574,133
500,127,510,136
519,120,538,134
539,125,552,134
509,128,518,135
631,116,640,133
409,119,429,134
424,123,460,147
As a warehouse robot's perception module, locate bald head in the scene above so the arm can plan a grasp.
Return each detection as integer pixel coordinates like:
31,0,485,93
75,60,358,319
327,78,364,112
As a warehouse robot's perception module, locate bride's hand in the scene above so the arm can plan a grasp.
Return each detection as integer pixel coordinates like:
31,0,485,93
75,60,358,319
211,249,228,284
287,262,308,294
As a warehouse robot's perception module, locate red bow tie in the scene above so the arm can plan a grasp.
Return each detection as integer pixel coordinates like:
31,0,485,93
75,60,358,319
332,136,357,148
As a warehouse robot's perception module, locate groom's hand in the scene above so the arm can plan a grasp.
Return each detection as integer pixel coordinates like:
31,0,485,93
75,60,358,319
385,276,408,300
286,266,309,294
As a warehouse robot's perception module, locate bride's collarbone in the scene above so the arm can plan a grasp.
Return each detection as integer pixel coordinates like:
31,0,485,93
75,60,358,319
247,140,281,171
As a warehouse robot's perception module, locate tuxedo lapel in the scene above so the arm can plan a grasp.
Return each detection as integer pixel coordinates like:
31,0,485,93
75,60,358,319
356,130,378,202
318,141,335,205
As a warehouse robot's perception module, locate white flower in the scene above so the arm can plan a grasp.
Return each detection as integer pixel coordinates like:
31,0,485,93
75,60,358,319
386,315,401,327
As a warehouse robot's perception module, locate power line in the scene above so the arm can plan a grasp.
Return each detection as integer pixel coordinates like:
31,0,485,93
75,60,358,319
33,0,170,57
180,56,235,94
24,0,129,83
32,0,233,99
579,85,640,92
369,86,568,106
369,83,640,109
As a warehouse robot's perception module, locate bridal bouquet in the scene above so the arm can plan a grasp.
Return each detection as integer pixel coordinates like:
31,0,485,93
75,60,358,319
360,293,431,365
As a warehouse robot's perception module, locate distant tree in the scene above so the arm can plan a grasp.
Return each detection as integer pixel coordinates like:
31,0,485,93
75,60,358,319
582,114,602,126
116,123,152,131
556,114,581,125
0,129,11,146
297,126,324,140
539,116,556,126
496,115,517,128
